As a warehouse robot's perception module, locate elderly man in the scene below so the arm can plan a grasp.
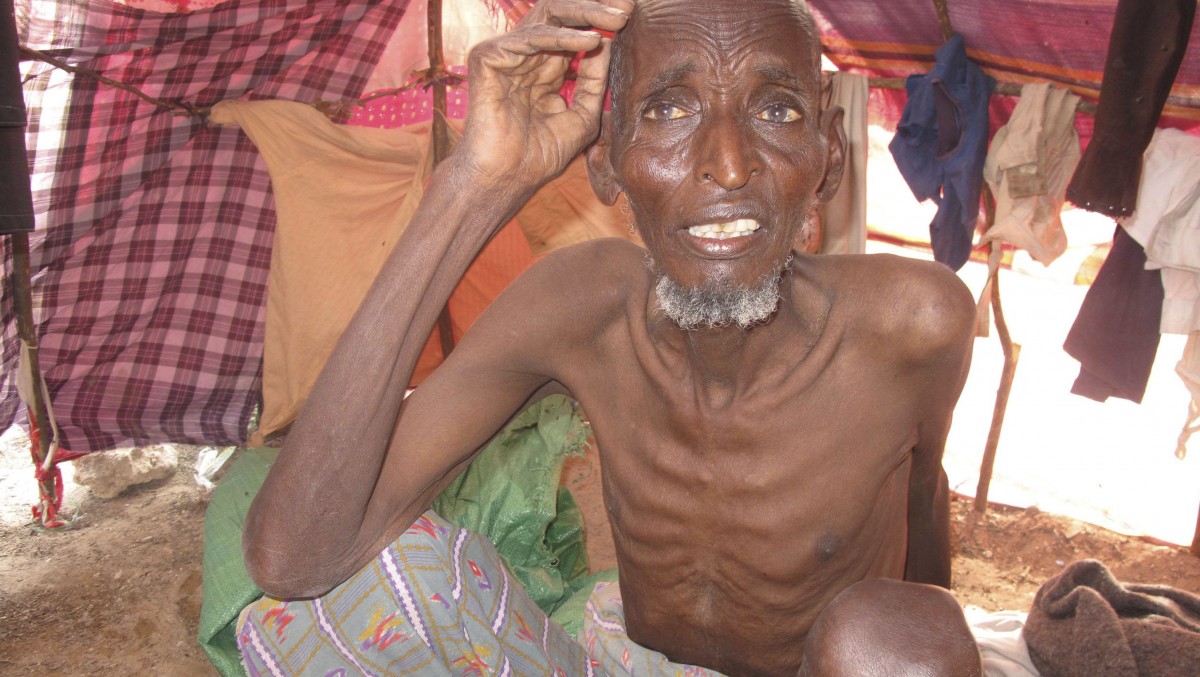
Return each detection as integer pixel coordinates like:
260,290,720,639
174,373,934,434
239,0,982,675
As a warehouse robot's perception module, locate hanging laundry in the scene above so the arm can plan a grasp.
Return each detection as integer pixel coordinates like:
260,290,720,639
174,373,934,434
1119,127,1200,337
817,71,868,256
0,0,32,234
889,34,995,271
981,82,1081,266
1134,131,1200,277
1063,227,1164,404
1066,0,1196,217
1116,127,1200,452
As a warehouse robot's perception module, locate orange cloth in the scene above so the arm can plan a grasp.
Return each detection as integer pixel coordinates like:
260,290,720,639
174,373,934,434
515,154,639,257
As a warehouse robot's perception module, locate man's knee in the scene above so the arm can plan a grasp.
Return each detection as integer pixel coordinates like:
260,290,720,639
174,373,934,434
799,578,982,677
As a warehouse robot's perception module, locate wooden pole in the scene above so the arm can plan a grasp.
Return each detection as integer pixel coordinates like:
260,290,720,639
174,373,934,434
932,0,955,42
426,0,456,360
9,232,59,525
973,259,1022,511
1192,500,1200,557
974,188,1022,513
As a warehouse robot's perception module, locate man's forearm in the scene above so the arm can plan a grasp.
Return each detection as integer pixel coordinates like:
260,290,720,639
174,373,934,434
243,159,534,597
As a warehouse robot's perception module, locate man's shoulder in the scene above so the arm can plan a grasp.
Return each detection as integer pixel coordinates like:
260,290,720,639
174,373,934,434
533,237,649,278
499,238,649,326
812,253,975,356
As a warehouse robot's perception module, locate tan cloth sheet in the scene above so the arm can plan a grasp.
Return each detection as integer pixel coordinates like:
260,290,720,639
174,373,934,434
982,82,1081,266
818,71,868,256
211,100,633,441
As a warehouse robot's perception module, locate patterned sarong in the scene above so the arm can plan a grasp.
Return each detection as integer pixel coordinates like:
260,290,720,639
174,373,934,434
237,511,725,677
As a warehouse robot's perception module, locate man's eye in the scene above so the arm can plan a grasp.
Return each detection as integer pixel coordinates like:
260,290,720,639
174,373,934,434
756,104,801,123
645,103,690,120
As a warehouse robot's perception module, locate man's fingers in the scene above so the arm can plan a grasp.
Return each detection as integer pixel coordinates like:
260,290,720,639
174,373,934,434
571,38,611,118
597,0,635,15
470,0,631,75
527,0,630,32
485,25,604,62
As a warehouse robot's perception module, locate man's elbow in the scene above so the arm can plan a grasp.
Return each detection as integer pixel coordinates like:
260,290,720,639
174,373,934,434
242,533,341,600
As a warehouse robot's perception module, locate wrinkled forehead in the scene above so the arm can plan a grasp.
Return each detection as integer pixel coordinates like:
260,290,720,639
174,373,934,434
633,0,817,49
610,0,822,108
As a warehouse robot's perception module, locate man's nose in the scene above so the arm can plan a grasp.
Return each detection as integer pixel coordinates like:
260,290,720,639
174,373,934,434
694,115,761,190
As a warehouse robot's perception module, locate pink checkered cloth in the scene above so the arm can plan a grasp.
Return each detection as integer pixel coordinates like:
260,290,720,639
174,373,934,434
3,0,411,452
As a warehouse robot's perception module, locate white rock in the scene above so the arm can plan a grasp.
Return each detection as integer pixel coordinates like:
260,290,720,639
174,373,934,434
72,445,179,499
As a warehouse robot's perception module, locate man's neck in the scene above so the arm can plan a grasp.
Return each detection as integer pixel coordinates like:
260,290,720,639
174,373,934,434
652,259,832,407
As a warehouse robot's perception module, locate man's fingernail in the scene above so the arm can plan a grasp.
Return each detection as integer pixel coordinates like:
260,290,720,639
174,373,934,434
603,7,628,15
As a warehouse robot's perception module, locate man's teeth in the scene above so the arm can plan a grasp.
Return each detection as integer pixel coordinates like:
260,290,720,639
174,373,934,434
687,219,761,240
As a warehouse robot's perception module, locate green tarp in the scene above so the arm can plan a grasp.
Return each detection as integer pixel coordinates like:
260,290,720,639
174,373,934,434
197,395,614,676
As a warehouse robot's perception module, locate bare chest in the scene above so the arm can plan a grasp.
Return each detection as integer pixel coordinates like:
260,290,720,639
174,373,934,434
577,344,920,514
563,348,923,673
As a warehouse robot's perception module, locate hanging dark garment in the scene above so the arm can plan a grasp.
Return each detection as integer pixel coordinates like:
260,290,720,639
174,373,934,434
1065,0,1196,218
0,0,33,234
889,34,994,271
1064,227,1164,404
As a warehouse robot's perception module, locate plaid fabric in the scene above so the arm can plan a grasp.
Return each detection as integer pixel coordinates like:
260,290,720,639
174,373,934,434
2,0,411,452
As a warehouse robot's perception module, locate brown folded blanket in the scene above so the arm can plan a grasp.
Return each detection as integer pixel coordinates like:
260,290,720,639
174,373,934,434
1024,559,1200,676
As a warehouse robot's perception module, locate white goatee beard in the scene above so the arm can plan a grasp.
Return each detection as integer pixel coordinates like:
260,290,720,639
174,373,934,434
653,256,792,331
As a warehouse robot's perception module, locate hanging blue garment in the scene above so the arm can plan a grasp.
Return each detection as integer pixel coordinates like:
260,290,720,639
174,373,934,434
889,34,995,271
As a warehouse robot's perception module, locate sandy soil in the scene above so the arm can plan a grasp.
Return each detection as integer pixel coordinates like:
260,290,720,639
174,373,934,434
0,443,214,676
2,437,1200,675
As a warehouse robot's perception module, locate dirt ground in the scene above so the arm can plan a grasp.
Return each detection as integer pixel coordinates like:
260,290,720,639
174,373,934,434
2,438,1200,676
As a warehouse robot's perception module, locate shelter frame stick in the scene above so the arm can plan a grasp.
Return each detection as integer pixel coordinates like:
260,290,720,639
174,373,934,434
1192,502,1200,556
932,0,954,43
973,242,1022,511
427,0,457,360
9,231,60,526
923,0,1021,516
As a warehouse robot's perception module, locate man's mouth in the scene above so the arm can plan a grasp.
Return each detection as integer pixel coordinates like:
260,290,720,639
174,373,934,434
686,219,761,240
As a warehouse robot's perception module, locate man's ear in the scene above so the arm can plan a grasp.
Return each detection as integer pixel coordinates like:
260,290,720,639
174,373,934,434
586,120,622,206
814,106,846,204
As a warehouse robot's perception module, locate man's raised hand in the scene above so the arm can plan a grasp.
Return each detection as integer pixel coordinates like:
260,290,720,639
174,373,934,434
455,0,633,196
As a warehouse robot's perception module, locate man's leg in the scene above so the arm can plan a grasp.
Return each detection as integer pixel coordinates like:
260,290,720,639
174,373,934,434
798,578,983,677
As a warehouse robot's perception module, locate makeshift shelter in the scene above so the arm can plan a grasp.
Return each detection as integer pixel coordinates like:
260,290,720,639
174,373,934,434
4,0,1200,541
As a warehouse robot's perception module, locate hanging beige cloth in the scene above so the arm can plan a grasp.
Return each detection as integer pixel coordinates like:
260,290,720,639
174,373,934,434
817,71,868,255
211,100,442,441
976,83,1081,335
211,100,635,441
982,82,1081,265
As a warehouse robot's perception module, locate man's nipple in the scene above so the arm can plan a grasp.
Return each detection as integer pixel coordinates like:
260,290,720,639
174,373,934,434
815,533,842,562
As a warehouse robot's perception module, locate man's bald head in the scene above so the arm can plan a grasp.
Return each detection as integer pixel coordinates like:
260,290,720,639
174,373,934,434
606,0,823,130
